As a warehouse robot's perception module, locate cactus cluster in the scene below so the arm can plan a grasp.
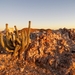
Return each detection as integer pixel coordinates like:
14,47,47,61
0,21,31,57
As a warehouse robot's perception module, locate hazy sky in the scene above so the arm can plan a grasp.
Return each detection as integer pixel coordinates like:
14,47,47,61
0,0,75,30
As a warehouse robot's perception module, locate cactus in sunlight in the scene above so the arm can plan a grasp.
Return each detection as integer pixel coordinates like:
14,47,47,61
0,21,31,57
20,21,31,54
0,33,14,52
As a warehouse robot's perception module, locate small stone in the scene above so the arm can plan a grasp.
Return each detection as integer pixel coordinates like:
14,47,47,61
20,68,24,72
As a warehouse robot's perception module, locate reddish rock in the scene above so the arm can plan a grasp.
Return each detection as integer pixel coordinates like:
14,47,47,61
0,28,75,75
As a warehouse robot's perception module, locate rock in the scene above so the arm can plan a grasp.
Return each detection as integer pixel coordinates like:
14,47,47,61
0,28,75,75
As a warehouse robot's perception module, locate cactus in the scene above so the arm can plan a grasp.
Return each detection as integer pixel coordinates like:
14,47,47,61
0,33,14,52
14,25,18,38
20,21,31,54
0,21,31,57
6,23,9,37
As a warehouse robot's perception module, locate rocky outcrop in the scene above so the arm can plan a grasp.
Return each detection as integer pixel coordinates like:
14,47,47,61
0,28,75,75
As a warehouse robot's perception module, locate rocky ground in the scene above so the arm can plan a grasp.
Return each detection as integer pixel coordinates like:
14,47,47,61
0,28,75,75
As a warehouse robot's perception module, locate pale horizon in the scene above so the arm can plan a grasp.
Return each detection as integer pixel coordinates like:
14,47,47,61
0,0,75,30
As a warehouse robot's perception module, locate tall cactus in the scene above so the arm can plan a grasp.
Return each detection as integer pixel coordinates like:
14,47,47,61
20,21,31,54
0,21,31,57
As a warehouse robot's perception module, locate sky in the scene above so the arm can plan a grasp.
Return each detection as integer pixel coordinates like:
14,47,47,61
0,0,75,30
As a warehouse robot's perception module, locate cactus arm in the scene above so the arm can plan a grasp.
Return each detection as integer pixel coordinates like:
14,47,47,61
14,25,19,38
0,33,14,52
6,23,9,37
14,25,21,45
5,47,14,52
21,31,24,50
16,38,21,45
4,33,15,50
5,39,15,50
24,30,27,46
0,33,5,49
5,36,15,49
27,21,31,46
13,45,21,57
21,30,27,49
14,26,18,35
5,24,15,49
20,21,31,54
24,21,31,49
19,31,26,54
10,33,16,47
27,21,31,39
